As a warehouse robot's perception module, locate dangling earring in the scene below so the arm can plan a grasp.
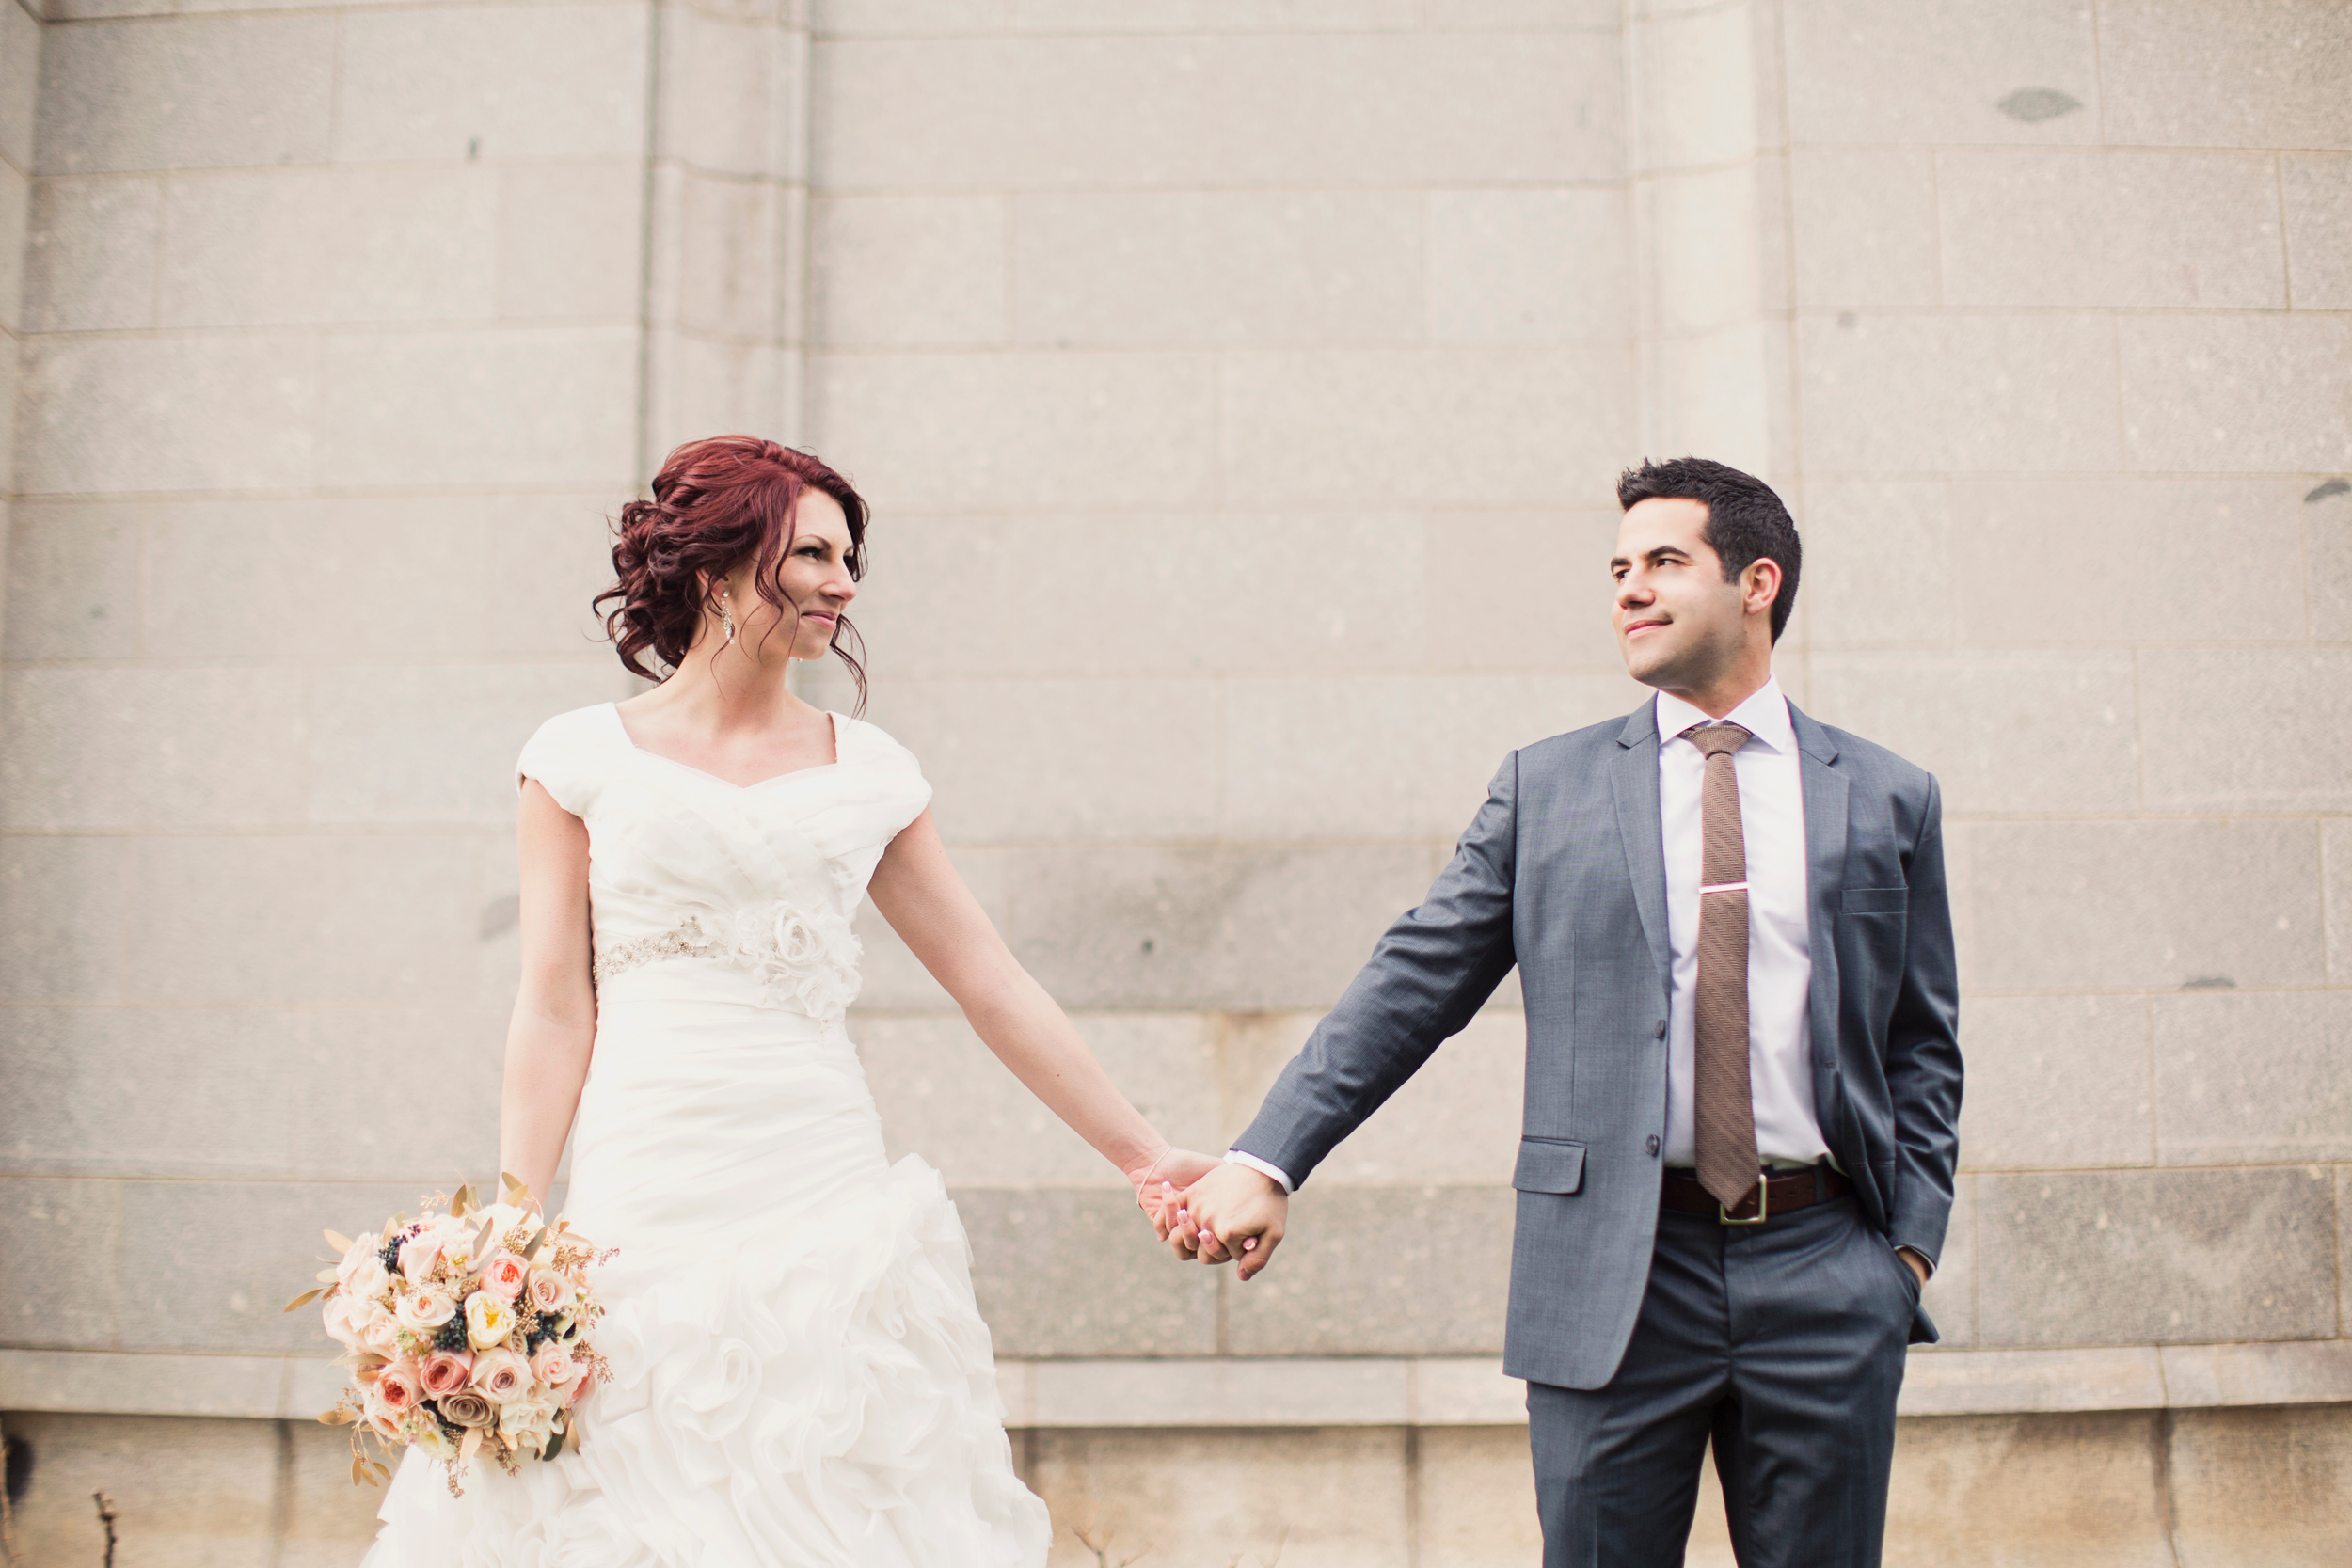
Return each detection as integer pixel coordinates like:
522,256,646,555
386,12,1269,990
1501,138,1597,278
721,595,737,647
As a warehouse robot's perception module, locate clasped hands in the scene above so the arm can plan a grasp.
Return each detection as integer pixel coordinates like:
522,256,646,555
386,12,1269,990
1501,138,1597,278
1141,1162,1288,1282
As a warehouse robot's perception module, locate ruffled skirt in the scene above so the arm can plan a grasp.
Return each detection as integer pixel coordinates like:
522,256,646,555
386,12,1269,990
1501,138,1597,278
363,965,1049,1567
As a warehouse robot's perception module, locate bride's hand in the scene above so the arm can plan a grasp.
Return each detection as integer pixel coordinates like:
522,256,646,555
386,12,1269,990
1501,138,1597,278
1128,1148,1222,1239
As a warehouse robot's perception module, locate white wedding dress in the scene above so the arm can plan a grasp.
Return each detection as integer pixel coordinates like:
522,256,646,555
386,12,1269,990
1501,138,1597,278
364,703,1050,1567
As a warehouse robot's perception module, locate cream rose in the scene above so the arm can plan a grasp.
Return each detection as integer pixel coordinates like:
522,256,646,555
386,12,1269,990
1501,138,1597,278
395,1286,458,1333
524,1267,573,1315
322,1293,364,1351
529,1341,577,1388
397,1229,443,1286
339,1235,389,1299
478,1250,529,1303
419,1349,474,1397
470,1346,532,1404
464,1290,515,1349
500,1389,559,1449
359,1303,404,1356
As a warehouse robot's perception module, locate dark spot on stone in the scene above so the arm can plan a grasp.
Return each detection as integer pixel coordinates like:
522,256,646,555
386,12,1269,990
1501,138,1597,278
2304,479,2350,503
2181,975,2236,990
1997,87,2083,123
4,1432,31,1504
478,894,520,941
1836,311,1857,330
1139,938,1155,955
467,137,481,161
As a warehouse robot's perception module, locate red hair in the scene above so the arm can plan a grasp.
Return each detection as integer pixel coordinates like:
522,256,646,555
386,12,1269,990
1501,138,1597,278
596,436,870,707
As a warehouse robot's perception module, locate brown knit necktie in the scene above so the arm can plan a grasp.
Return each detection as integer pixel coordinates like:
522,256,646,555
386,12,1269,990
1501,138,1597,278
1687,722,1759,1210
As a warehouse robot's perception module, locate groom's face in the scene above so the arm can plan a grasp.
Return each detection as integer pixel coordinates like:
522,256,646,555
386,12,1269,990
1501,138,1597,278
1611,498,1746,690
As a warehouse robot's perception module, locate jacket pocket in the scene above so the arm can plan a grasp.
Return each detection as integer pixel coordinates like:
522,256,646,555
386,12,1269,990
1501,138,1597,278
1512,1137,1586,1195
1840,886,1909,915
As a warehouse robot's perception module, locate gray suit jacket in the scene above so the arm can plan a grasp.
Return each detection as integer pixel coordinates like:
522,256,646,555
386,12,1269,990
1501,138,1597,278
1234,697,1963,1391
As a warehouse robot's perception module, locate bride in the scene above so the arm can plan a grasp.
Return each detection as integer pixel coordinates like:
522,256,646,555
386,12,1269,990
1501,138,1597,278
365,436,1219,1563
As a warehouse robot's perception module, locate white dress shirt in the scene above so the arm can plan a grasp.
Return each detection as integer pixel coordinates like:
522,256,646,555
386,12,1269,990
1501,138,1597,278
1653,678,1827,1169
1225,677,1828,1195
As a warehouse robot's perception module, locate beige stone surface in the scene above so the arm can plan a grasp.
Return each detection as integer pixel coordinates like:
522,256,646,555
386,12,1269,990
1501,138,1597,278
495,160,647,323
812,193,1006,346
156,167,500,328
2328,818,2352,986
2169,1403,2352,1566
959,1187,1221,1358
1797,480,1957,649
1416,1423,1545,1568
1780,0,2101,148
1976,1165,2339,1347
1798,313,2122,475
1788,147,1940,311
1957,995,2153,1171
1223,1186,1514,1356
2097,0,2352,151
1937,149,2285,309
2151,990,2352,1165
1954,818,2323,993
34,13,335,175
1946,477,2307,647
2120,313,2352,473
16,330,319,494
1028,1425,1412,1568
332,4,649,165
1428,189,1629,345
2281,153,2352,309
23,174,158,332
1882,1410,2176,1568
2137,647,2352,812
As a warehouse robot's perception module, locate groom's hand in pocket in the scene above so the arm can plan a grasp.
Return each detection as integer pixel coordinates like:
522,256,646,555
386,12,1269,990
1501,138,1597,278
1169,1164,1287,1281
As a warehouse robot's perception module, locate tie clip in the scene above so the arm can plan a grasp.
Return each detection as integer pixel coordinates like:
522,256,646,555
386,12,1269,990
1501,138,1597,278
1698,881,1749,895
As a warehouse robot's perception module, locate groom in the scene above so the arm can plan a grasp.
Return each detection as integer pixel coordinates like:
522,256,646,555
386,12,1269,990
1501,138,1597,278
1171,458,1961,1566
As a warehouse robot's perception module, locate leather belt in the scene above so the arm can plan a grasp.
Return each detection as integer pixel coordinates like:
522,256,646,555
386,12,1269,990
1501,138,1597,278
1661,1165,1849,1225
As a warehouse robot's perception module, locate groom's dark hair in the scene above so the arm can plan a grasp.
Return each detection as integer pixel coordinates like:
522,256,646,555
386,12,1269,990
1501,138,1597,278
1616,457,1803,643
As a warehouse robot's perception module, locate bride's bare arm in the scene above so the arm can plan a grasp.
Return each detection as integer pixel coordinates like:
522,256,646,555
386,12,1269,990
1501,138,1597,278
867,810,1214,1204
498,779,597,1206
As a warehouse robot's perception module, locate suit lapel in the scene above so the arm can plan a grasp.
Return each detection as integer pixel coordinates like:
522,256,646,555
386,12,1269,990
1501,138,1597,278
1611,699,1670,979
1790,703,1849,1108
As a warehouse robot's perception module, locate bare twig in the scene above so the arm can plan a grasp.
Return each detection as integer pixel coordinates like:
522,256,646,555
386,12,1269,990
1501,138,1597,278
93,1491,119,1568
1070,1516,1148,1568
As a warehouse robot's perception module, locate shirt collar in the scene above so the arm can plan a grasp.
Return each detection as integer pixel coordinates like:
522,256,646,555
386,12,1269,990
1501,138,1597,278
1654,676,1794,755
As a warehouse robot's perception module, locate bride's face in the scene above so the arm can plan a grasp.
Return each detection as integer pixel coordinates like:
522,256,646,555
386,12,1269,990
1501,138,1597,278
716,490,858,663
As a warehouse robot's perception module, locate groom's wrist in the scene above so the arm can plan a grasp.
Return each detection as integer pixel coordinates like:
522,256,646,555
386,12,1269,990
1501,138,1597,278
1223,1149,1295,1195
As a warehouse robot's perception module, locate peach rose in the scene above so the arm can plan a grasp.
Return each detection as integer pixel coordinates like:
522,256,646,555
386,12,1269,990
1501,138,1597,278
360,1380,404,1442
563,1367,596,1406
419,1349,474,1397
478,1250,529,1303
524,1267,573,1315
464,1290,514,1349
376,1358,423,1416
471,1346,532,1404
395,1285,458,1334
358,1301,404,1356
529,1341,577,1388
437,1389,493,1428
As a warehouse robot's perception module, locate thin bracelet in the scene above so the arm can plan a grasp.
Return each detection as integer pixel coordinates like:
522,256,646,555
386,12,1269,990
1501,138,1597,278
1132,1147,1173,1210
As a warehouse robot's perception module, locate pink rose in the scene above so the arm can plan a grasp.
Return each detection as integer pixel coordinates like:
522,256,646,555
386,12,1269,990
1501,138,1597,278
355,1301,403,1355
470,1346,532,1404
419,1349,474,1397
478,1250,529,1303
564,1367,596,1406
524,1268,573,1314
394,1286,457,1333
375,1358,422,1415
530,1341,576,1387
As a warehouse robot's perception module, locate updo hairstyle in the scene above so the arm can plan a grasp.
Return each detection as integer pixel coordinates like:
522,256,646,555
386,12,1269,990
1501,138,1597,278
596,436,870,707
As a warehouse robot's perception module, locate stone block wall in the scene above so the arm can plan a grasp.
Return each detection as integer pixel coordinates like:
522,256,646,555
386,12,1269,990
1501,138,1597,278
2,0,2349,1562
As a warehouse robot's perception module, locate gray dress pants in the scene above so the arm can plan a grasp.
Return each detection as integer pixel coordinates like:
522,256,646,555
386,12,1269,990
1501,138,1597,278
1526,1195,1918,1568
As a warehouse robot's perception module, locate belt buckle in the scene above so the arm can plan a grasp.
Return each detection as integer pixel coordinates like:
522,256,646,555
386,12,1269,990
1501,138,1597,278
1719,1176,1770,1227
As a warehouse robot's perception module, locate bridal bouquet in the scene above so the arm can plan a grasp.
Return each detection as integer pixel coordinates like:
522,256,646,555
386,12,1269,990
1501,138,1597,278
288,1174,612,1496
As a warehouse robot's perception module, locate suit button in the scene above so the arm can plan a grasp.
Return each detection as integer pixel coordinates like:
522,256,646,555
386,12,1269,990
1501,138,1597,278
1645,1135,1661,1156
1654,1020,1667,1040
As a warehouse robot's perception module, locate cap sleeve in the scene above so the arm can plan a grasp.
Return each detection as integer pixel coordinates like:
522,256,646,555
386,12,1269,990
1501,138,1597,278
515,705,614,819
834,716,934,847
